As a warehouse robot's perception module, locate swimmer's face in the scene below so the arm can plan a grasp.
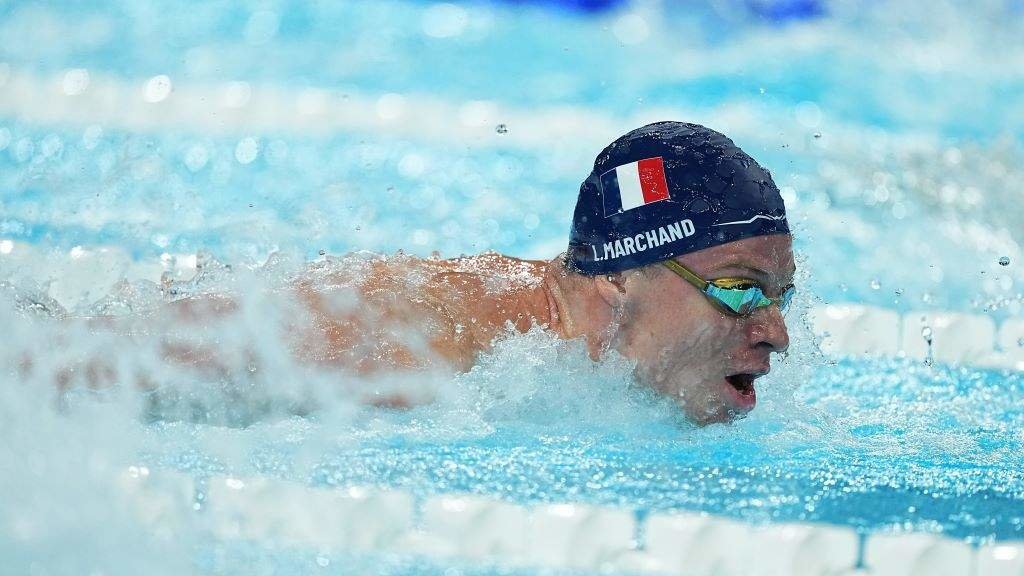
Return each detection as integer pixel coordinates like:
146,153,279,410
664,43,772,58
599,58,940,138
605,235,794,425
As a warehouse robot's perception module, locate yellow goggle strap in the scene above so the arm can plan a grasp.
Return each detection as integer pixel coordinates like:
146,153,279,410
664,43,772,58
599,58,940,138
661,259,709,292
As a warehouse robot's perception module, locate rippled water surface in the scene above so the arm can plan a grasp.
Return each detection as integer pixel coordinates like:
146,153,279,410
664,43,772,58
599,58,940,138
2,0,1024,574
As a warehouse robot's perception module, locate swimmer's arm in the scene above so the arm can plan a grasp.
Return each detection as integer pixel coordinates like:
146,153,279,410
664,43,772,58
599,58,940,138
34,295,247,393
40,279,469,407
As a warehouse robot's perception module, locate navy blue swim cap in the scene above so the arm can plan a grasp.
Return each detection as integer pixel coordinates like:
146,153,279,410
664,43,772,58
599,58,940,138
567,121,789,275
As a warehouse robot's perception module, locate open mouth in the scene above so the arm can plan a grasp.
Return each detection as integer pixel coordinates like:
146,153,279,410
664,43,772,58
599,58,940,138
725,373,756,397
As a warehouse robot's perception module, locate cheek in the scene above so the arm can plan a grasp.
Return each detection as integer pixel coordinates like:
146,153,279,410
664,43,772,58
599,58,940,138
624,293,740,372
650,300,733,349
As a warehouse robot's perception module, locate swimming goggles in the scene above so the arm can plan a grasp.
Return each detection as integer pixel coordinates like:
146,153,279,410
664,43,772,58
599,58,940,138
661,259,794,317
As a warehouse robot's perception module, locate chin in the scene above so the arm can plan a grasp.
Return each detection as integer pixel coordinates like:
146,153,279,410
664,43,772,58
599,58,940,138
680,390,754,427
639,367,756,426
685,405,734,426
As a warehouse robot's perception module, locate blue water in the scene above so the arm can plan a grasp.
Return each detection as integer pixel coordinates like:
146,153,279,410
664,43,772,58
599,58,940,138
2,0,1024,573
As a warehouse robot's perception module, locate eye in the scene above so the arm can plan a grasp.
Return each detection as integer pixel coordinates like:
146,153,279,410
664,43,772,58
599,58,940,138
711,277,760,291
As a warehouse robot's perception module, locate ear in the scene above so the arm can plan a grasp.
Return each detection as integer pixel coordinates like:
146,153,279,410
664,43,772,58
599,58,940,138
594,272,627,309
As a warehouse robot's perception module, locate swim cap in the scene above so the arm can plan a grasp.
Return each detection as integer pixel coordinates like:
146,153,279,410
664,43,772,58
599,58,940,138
567,121,789,275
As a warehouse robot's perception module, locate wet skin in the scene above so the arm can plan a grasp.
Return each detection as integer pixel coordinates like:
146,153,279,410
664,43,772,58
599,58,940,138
56,235,794,423
290,234,794,423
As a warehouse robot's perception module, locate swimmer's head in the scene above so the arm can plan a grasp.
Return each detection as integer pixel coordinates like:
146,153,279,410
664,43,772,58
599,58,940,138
561,122,794,425
567,121,789,273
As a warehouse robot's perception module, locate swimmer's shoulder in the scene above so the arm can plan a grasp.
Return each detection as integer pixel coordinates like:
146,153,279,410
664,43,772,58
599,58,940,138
419,252,551,340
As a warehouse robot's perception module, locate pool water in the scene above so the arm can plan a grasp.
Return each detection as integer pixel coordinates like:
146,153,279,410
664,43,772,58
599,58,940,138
1,0,1023,573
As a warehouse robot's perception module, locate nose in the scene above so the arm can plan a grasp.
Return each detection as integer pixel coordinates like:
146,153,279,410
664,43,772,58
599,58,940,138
746,304,790,353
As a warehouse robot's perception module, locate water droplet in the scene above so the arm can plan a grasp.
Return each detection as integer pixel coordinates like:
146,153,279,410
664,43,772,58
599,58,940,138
316,555,330,567
813,132,822,138
318,249,326,256
921,326,933,342
869,279,881,290
924,357,933,367
999,256,1011,266
1017,337,1024,347
143,74,173,103
895,288,904,296
184,144,209,172
62,68,90,96
495,123,508,134
235,137,259,164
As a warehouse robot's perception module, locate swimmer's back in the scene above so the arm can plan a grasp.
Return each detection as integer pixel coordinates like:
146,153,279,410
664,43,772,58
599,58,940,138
292,252,552,375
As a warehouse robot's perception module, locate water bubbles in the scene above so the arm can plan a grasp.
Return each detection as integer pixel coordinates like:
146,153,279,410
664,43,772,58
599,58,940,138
999,256,1010,266
126,465,150,479
921,324,934,366
82,125,103,150
13,137,34,163
895,288,904,297
184,144,209,172
62,68,90,96
813,132,822,138
794,101,822,128
235,137,259,164
869,279,881,290
612,13,650,45
143,75,172,103
39,134,63,158
422,3,469,38
495,123,508,134
398,153,426,178
315,555,330,568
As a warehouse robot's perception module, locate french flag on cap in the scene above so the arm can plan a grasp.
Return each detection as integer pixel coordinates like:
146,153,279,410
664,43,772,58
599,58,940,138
599,157,671,217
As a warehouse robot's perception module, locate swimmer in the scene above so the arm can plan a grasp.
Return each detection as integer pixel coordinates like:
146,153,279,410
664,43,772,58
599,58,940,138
45,121,794,425
275,121,793,424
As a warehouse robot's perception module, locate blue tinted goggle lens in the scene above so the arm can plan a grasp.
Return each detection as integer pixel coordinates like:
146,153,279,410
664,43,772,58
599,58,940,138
705,284,794,316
